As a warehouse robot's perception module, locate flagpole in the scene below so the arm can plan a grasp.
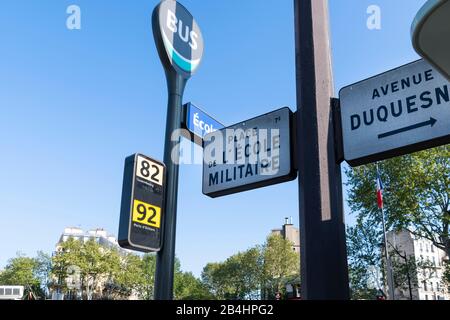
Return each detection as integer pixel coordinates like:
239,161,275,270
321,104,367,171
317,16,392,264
377,163,395,300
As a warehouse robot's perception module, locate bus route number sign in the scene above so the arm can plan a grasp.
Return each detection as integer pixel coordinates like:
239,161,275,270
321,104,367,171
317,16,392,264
118,154,166,252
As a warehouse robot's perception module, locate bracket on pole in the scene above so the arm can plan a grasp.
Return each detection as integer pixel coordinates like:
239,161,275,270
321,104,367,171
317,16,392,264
332,98,344,164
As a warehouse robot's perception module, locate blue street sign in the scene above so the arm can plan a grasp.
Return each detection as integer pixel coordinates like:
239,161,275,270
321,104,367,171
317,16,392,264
182,102,224,146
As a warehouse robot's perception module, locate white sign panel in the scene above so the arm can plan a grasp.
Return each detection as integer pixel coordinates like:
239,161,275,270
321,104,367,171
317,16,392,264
202,108,297,198
136,155,165,186
340,59,450,166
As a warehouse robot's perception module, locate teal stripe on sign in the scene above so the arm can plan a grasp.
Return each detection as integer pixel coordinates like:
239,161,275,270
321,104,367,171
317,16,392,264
171,50,193,72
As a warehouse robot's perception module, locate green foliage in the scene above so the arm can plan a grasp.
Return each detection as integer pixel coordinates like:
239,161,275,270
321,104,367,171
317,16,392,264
103,253,144,300
201,262,227,299
1,234,300,301
346,220,381,300
35,251,52,297
346,146,450,256
0,253,43,298
262,234,299,297
50,242,209,300
443,261,450,291
346,146,450,299
52,238,110,299
174,271,213,300
201,234,300,300
135,253,156,300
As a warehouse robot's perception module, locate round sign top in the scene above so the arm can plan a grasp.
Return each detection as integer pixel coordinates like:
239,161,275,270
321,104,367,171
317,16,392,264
411,0,450,81
153,0,204,78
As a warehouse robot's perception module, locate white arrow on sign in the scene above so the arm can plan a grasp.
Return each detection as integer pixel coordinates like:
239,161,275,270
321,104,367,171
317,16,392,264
339,59,450,167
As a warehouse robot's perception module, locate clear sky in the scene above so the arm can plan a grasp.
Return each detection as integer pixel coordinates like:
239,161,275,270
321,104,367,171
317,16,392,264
0,0,426,276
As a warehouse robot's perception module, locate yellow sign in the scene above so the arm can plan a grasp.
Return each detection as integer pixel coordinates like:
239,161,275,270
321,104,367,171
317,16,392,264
132,199,161,229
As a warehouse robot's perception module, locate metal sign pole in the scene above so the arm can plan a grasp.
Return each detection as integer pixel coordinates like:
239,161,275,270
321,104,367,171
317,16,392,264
154,72,186,300
151,0,204,300
294,0,350,299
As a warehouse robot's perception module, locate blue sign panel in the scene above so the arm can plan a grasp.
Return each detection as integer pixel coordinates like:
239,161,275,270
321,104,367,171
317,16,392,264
183,103,224,145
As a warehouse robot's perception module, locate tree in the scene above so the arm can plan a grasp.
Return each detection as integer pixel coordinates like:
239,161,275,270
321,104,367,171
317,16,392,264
104,252,143,300
388,242,436,300
51,237,83,297
0,253,42,299
443,261,450,292
227,247,263,300
174,271,213,300
346,218,381,300
51,238,122,300
35,251,52,298
135,253,156,300
201,236,300,300
201,248,264,300
262,234,300,299
201,262,227,299
346,146,450,261
77,239,109,300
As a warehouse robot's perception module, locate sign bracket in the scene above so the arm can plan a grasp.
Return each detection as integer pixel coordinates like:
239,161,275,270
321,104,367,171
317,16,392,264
331,98,345,164
291,111,300,172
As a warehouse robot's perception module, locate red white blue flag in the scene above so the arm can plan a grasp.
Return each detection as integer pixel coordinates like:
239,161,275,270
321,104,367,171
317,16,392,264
376,170,384,209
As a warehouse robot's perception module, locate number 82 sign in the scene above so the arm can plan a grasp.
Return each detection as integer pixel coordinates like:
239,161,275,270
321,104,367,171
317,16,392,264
118,154,166,252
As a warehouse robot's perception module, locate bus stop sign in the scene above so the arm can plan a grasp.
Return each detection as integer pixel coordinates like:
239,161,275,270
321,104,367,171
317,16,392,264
118,154,166,252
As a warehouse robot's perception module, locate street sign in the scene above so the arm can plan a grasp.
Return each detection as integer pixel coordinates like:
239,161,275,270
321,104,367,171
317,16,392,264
119,154,166,252
203,107,297,198
412,0,450,81
181,102,225,146
339,59,450,167
152,0,204,79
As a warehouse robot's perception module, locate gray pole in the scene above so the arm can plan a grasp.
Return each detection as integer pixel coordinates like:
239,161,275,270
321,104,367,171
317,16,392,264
294,0,350,299
381,206,395,300
377,163,395,300
154,71,187,300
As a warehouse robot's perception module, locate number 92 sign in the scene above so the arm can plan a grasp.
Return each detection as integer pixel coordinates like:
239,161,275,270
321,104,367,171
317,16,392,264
118,154,166,252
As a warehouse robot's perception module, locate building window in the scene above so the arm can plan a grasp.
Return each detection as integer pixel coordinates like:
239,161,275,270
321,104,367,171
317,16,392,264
423,281,428,291
437,283,441,292
420,242,423,252
426,244,429,252
431,245,434,253
425,295,428,300
432,256,436,266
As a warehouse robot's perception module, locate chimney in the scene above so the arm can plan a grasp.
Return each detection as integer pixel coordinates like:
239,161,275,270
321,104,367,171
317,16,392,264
285,217,289,225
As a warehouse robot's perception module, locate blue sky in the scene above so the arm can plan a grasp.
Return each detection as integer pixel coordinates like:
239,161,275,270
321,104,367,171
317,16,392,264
0,0,426,276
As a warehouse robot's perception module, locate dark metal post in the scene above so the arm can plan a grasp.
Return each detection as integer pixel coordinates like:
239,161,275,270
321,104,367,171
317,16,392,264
294,0,350,299
405,255,413,300
154,71,187,300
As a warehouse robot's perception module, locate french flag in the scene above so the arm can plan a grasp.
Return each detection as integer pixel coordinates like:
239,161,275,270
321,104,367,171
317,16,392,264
376,170,384,209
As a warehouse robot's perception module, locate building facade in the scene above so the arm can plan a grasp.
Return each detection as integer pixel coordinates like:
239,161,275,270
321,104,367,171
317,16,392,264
386,230,449,300
271,217,300,254
52,227,136,300
270,218,301,299
56,227,129,254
